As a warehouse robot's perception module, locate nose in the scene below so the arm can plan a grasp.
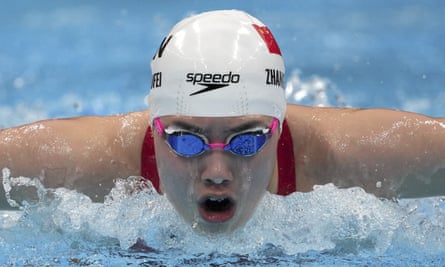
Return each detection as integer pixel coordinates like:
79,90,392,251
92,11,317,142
204,177,231,186
200,151,233,186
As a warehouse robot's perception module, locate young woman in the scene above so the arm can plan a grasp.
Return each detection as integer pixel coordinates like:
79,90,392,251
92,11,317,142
1,10,444,233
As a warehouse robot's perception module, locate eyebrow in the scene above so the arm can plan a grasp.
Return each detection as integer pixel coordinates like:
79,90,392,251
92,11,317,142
167,121,202,133
167,120,269,134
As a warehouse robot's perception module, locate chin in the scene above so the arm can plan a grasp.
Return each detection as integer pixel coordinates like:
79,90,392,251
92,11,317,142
191,207,253,234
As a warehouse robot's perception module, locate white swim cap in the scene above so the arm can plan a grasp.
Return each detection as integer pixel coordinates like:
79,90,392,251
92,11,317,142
148,10,286,125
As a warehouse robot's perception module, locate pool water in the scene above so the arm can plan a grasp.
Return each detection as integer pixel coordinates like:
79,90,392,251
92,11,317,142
1,176,444,266
1,1,445,266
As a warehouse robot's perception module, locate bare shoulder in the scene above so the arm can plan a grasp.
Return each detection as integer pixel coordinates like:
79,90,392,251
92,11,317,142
284,104,349,147
23,110,150,161
284,104,445,197
0,111,151,202
57,110,151,175
286,104,444,140
110,110,150,165
47,110,149,133
284,104,347,190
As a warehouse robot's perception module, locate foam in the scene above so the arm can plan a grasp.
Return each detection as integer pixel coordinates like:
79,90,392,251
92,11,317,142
1,174,444,265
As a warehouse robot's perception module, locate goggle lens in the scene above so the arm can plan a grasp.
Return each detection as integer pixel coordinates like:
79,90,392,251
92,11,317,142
166,133,206,156
225,134,267,156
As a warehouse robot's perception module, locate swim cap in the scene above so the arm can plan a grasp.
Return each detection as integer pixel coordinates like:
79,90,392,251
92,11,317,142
148,10,286,125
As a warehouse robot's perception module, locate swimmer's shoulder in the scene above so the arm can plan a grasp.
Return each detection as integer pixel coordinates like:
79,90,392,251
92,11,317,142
284,104,357,190
284,104,326,191
50,110,150,171
111,110,150,164
40,110,150,140
285,104,362,136
285,104,328,142
119,110,150,131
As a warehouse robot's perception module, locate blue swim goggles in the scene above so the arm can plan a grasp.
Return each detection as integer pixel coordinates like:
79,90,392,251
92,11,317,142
153,118,279,157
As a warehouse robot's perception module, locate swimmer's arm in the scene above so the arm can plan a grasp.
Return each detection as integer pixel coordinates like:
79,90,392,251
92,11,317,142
331,109,445,198
0,111,149,207
289,105,445,198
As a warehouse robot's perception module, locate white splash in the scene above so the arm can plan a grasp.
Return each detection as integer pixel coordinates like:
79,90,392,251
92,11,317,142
285,70,347,107
1,174,444,266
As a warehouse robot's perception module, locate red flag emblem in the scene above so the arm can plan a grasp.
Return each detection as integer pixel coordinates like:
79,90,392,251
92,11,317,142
252,24,282,55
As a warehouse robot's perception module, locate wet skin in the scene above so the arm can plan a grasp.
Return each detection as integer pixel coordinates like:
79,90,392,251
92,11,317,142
152,115,280,233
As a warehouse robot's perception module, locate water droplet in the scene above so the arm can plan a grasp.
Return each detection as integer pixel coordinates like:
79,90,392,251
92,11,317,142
376,181,382,188
13,77,25,89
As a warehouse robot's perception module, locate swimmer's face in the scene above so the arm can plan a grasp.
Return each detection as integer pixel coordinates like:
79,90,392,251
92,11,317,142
153,116,279,233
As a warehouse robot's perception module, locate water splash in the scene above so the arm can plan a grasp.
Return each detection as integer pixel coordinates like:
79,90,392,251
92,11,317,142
1,174,444,266
285,69,348,107
2,168,47,208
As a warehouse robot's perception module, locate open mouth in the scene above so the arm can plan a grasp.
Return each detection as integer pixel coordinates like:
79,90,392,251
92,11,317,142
198,196,236,223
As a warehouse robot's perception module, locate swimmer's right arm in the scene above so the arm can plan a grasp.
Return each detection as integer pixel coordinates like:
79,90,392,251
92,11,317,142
0,111,149,208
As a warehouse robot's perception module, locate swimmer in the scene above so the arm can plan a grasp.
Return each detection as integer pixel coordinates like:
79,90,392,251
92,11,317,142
1,10,445,233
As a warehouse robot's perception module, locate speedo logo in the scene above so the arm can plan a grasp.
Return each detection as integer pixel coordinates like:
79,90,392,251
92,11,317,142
186,72,240,96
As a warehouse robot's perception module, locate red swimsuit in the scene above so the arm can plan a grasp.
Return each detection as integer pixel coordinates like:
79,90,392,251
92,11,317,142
141,120,296,195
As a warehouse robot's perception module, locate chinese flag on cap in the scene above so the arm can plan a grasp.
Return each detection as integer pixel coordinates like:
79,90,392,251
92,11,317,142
252,24,282,56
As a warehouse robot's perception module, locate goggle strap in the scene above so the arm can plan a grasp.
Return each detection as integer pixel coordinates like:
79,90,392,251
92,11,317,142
270,118,279,134
153,118,164,136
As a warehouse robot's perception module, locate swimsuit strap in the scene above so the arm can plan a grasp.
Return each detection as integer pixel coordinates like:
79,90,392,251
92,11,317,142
141,119,297,195
276,119,297,195
141,126,161,193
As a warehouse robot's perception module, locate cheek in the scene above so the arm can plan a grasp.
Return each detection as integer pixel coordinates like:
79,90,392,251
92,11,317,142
237,146,277,195
252,139,277,178
154,140,202,223
248,155,275,189
154,135,189,172
232,145,277,227
153,137,201,200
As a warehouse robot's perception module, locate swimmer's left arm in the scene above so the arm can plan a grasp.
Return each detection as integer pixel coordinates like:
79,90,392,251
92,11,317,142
330,109,445,198
288,105,445,198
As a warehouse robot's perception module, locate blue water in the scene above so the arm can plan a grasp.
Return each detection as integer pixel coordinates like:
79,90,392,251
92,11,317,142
1,1,445,266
